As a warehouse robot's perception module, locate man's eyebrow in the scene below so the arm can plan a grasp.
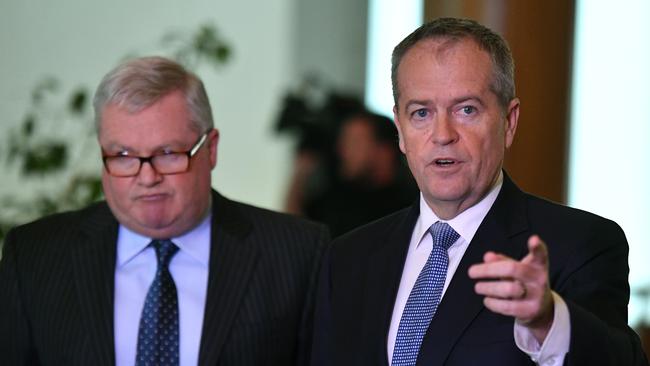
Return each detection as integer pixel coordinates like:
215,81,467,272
404,99,432,110
451,95,486,107
403,95,486,111
101,142,130,152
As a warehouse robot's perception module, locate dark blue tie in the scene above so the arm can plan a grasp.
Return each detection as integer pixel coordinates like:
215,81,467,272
135,239,180,366
392,222,460,366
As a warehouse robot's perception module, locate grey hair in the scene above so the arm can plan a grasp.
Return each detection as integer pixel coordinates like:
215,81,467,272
391,17,515,111
93,56,214,133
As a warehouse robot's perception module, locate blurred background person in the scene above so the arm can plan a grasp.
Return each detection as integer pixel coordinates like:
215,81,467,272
303,111,417,237
277,88,417,237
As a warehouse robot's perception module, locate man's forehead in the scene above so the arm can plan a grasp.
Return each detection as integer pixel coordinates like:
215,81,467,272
399,42,491,87
395,37,497,109
99,96,193,128
404,37,486,67
98,109,197,150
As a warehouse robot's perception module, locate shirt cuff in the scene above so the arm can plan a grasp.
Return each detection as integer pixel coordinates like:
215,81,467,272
513,291,571,366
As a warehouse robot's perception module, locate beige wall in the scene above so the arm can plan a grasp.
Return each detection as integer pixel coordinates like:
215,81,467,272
424,0,575,203
0,0,368,216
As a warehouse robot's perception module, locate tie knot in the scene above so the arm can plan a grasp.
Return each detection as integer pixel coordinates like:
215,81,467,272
429,222,459,250
152,239,179,268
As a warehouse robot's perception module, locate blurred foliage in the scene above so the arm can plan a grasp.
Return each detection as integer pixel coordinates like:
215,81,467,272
162,24,232,69
0,22,232,245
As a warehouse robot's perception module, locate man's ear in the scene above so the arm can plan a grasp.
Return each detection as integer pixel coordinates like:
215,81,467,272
208,128,219,168
393,105,406,154
504,98,520,149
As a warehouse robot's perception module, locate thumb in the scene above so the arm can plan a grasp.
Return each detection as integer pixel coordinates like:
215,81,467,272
521,235,548,267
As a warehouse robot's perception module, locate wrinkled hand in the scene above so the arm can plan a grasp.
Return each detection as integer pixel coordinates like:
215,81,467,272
468,235,554,343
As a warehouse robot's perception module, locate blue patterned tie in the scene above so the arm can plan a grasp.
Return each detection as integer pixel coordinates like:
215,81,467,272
392,222,460,366
135,239,180,366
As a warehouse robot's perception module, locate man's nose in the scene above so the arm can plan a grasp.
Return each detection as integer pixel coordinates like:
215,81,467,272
431,114,459,145
136,161,163,186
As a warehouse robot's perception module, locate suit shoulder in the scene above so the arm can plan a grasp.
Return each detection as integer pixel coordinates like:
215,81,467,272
217,197,329,256
525,193,621,227
523,193,626,243
6,201,109,241
3,201,112,262
231,199,326,233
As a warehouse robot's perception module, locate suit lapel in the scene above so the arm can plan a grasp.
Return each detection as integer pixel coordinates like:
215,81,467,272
417,174,530,365
198,192,257,365
72,203,118,366
361,203,420,365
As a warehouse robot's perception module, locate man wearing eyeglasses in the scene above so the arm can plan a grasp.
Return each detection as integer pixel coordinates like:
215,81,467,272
0,56,329,366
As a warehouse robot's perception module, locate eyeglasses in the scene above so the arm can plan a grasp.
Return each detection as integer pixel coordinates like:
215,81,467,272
102,133,208,177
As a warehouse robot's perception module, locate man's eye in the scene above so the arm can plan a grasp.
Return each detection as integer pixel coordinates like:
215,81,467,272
413,109,429,118
461,106,476,115
159,153,183,161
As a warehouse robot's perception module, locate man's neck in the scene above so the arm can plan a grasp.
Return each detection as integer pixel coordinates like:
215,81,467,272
425,171,504,220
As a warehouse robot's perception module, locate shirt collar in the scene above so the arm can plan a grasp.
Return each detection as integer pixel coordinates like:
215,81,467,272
173,214,211,267
414,171,503,248
116,214,212,268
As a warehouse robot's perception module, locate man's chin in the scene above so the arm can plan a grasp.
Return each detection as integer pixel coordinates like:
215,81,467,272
422,182,468,201
128,216,179,238
423,187,471,207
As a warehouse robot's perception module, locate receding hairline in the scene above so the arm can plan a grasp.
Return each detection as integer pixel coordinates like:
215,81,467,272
394,36,500,106
391,18,516,112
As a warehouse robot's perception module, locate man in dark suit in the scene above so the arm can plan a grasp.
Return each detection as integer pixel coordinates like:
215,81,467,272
0,56,328,365
311,18,648,365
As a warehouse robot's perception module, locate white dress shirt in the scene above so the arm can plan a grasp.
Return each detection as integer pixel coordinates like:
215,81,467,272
387,173,570,365
114,215,211,366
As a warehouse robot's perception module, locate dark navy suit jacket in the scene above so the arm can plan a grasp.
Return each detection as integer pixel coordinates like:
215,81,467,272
0,191,329,365
311,173,648,366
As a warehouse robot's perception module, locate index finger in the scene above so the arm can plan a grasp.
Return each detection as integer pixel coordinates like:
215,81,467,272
468,258,520,280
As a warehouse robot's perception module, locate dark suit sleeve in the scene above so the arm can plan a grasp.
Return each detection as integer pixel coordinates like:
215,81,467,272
556,220,648,366
296,225,330,366
0,230,38,365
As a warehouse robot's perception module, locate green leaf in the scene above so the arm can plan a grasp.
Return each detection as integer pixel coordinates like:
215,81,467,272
6,132,23,163
22,142,68,175
69,88,87,114
215,45,231,62
22,114,36,137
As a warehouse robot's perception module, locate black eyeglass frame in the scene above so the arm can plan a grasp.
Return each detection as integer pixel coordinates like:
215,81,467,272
102,132,209,177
